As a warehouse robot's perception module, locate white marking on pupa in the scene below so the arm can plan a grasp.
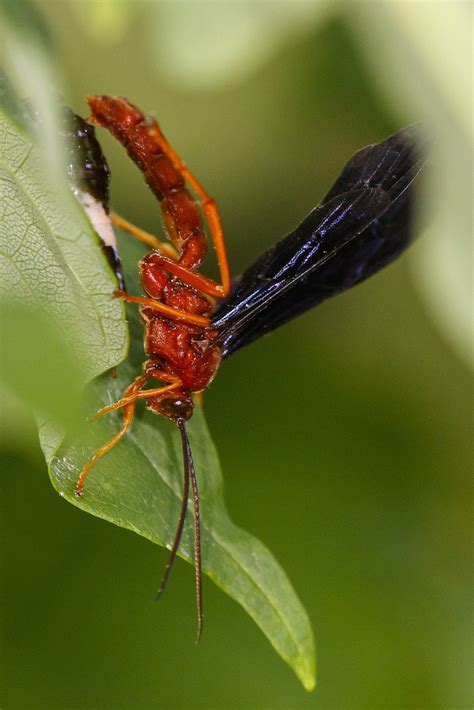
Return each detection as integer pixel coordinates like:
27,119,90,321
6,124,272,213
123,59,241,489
75,189,117,248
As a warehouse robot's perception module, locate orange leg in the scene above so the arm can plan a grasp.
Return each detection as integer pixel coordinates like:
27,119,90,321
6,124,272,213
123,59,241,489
74,375,181,497
111,213,178,260
75,375,144,496
93,381,181,419
161,202,181,252
114,290,210,327
74,402,135,497
144,255,230,299
111,215,217,307
143,361,178,380
149,123,231,297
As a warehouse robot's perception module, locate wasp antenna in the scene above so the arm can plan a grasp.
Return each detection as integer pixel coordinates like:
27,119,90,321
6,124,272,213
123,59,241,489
179,419,203,643
155,418,190,602
155,419,203,641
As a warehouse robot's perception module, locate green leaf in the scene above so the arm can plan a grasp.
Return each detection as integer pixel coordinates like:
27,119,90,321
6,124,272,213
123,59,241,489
0,99,128,385
0,301,84,429
46,235,316,691
0,0,53,51
0,91,315,690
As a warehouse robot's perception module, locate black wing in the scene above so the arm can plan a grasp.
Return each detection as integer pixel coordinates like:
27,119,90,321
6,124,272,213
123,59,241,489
212,125,426,358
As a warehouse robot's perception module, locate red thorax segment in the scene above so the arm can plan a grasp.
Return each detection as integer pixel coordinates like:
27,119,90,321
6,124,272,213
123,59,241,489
140,253,221,392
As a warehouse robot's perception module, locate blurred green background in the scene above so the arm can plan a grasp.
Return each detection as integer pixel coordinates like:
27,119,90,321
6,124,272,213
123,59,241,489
1,2,472,708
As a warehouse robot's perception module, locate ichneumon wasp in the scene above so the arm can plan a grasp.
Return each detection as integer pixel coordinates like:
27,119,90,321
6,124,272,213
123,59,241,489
66,96,425,640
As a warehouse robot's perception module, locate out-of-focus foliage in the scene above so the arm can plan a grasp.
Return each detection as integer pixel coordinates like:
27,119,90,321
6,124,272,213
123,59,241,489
0,27,315,688
66,0,473,367
350,2,473,367
71,1,332,84
0,0,63,182
0,94,127,382
1,1,472,708
0,78,127,451
70,0,135,45
0,302,84,431
146,2,332,90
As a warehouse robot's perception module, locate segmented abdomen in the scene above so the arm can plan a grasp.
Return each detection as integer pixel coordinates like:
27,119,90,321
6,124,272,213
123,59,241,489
87,96,206,269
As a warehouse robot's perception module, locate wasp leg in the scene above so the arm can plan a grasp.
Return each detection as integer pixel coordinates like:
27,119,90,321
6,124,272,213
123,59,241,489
93,381,181,420
148,123,231,297
114,290,210,327
111,213,178,259
74,375,181,497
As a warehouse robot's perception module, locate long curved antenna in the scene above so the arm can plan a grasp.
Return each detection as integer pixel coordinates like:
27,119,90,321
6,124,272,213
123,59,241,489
155,418,203,642
185,423,203,643
155,419,190,601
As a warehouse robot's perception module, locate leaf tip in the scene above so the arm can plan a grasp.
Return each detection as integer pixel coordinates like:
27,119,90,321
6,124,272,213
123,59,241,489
296,647,316,692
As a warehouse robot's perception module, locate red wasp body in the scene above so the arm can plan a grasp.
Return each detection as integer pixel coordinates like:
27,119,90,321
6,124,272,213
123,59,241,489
73,99,424,642
87,96,228,402
75,96,232,639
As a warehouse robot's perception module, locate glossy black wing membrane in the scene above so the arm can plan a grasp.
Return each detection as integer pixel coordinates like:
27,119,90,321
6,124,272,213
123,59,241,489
212,125,425,357
61,107,125,288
